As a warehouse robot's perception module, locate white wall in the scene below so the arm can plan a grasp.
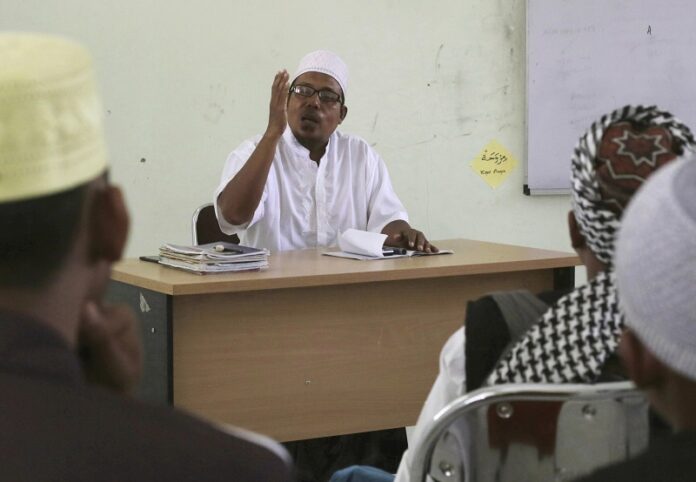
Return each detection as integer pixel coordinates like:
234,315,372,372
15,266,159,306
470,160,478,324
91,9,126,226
2,0,582,277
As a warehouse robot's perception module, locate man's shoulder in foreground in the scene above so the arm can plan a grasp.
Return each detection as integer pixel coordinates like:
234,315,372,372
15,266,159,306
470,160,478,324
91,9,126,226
0,322,293,482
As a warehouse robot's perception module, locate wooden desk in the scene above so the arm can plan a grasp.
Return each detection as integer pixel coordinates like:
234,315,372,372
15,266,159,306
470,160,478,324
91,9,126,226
109,239,579,442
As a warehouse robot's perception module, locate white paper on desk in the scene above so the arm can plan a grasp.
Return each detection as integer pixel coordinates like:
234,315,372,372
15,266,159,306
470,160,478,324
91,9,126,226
338,229,387,258
324,228,455,260
324,248,456,261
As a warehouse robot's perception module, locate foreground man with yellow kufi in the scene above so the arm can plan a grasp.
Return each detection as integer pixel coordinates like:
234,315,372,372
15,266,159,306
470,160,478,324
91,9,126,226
0,33,292,481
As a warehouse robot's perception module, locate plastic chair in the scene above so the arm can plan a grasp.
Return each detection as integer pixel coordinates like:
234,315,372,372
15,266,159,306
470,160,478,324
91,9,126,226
409,381,649,482
192,203,240,245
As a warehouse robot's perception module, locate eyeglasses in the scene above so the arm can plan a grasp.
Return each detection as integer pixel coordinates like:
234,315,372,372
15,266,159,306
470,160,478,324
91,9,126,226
290,84,343,105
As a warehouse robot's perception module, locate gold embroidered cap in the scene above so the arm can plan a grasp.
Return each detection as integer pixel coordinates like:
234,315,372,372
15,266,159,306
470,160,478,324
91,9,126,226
0,32,108,202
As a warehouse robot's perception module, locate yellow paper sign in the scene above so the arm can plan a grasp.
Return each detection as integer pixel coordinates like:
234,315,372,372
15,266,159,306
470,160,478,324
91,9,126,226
470,140,518,189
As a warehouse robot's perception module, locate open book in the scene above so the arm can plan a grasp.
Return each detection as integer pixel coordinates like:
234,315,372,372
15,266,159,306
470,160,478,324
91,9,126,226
323,229,453,261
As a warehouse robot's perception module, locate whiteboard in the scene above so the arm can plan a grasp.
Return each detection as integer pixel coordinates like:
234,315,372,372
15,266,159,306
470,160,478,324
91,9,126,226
526,0,696,194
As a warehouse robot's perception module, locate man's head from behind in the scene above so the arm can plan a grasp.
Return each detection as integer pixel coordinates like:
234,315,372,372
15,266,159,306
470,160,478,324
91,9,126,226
287,50,348,149
0,33,128,292
568,105,695,275
616,156,696,430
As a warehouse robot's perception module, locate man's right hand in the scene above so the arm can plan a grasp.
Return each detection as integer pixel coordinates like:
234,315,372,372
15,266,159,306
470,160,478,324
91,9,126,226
78,301,143,395
265,70,289,139
219,70,290,226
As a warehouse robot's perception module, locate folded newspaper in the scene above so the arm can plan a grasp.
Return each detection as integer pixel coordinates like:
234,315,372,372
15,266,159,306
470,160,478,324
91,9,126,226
158,242,269,274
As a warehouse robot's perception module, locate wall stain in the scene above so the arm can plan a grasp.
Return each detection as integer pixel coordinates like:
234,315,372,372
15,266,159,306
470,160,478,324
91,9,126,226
398,134,437,150
371,113,379,133
482,84,510,99
204,102,225,124
443,131,472,139
204,83,227,124
435,43,444,70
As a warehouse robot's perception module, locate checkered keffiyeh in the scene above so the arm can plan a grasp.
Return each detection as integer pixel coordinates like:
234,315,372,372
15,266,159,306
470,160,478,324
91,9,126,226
487,105,696,385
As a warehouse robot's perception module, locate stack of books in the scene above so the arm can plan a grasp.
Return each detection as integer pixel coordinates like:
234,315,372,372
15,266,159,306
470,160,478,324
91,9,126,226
158,242,269,274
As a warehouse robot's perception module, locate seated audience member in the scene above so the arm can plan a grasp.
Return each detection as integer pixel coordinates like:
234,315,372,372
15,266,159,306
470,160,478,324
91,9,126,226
0,33,292,481
330,105,696,482
214,50,436,253
577,155,696,481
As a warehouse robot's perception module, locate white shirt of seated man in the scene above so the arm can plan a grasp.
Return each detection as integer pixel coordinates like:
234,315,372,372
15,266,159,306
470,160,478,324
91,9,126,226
394,328,465,482
215,127,408,252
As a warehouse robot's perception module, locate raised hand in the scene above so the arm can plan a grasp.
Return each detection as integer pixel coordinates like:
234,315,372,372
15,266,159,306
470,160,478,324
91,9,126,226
266,69,290,139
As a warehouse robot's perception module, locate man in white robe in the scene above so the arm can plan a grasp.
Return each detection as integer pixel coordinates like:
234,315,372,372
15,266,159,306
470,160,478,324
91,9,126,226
215,50,436,253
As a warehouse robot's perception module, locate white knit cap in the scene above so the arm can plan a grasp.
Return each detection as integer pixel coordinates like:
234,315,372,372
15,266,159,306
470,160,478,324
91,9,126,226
291,50,348,98
616,155,696,381
0,32,108,203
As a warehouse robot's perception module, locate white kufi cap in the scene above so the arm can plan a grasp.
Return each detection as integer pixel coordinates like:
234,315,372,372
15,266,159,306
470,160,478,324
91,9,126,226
616,155,696,381
291,50,348,98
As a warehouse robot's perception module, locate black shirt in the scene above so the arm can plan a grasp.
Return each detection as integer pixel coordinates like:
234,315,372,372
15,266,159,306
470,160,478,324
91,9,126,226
0,311,293,482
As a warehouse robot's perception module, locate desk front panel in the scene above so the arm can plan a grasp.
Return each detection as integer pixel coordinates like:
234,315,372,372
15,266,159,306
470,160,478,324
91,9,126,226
172,268,554,441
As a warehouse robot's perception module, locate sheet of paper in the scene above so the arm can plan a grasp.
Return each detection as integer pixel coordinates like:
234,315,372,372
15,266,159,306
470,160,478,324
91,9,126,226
324,228,455,261
470,139,519,189
338,228,388,257
323,248,455,261
323,250,409,261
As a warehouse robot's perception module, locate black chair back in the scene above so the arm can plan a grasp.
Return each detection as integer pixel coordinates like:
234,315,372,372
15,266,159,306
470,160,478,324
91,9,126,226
192,203,240,245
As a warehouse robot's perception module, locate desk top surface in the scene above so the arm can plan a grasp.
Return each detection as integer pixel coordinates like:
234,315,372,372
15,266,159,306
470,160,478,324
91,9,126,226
112,239,580,296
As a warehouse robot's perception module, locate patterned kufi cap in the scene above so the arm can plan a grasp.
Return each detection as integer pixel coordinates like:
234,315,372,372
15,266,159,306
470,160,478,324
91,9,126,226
616,156,696,381
291,50,348,98
0,32,108,203
570,105,696,265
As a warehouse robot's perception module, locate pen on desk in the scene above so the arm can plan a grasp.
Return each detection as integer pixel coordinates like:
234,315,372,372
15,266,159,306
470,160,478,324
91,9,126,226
382,248,407,256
